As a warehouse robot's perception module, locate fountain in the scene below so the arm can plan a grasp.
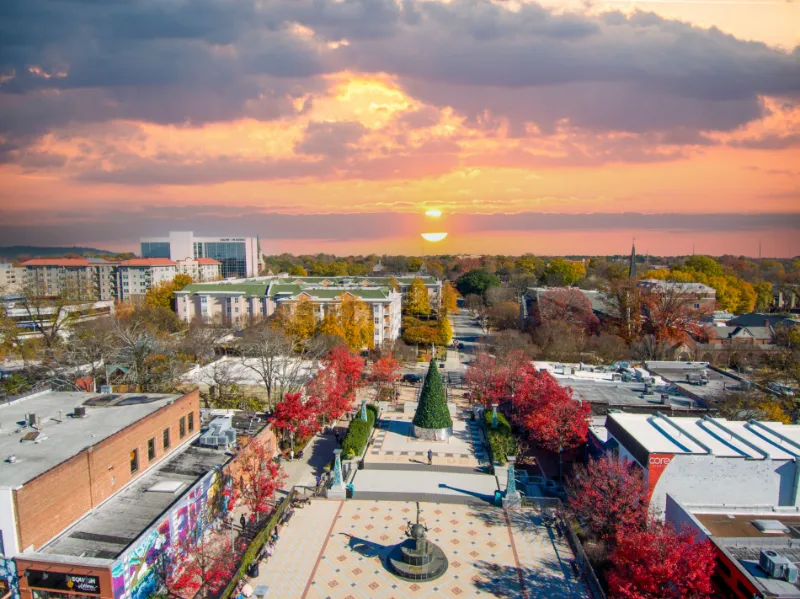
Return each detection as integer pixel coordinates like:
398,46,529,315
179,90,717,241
388,502,449,582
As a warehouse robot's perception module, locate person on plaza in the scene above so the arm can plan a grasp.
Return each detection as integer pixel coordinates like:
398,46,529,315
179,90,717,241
240,513,247,530
428,448,433,466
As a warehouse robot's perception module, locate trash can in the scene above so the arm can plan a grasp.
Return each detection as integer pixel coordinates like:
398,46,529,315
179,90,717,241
346,484,354,498
358,459,365,470
247,562,260,577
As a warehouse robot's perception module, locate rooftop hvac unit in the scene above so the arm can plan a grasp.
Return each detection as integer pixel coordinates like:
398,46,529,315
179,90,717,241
198,416,236,449
759,550,793,579
660,394,670,405
26,413,37,426
74,406,87,418
787,563,799,584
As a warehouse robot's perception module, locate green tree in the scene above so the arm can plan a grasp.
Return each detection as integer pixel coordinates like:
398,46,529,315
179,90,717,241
455,269,501,297
754,281,773,312
412,361,453,430
408,257,424,272
543,258,586,286
288,264,308,277
406,278,431,316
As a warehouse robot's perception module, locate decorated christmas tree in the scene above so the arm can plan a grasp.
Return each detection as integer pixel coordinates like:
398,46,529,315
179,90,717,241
413,360,453,430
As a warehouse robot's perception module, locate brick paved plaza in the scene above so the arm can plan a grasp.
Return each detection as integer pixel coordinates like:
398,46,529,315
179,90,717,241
253,499,588,599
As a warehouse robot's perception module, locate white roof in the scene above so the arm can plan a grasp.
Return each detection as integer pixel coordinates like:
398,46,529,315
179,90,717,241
608,412,800,460
181,356,318,387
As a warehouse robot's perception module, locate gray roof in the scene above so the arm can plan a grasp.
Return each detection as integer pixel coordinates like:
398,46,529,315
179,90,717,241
728,313,799,328
0,391,181,488
36,441,230,561
565,379,694,408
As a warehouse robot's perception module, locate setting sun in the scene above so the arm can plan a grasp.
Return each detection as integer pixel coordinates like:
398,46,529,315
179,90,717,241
421,232,448,242
425,209,442,218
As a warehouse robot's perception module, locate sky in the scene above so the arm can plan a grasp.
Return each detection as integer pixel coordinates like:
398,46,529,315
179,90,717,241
0,0,798,257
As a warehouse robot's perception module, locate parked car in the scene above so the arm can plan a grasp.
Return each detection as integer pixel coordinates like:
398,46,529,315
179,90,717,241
767,382,795,397
402,373,422,383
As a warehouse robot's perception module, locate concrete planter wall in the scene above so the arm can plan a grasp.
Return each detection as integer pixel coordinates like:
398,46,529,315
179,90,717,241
412,425,453,441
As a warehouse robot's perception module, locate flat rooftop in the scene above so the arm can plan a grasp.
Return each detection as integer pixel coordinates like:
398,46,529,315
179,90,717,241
695,512,800,539
607,412,800,459
0,391,182,488
35,440,230,561
646,361,746,400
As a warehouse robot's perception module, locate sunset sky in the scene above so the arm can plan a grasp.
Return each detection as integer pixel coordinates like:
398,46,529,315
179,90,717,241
0,0,798,257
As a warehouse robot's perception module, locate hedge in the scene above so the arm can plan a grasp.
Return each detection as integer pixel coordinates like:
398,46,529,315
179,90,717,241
483,409,516,465
341,404,378,459
220,491,294,599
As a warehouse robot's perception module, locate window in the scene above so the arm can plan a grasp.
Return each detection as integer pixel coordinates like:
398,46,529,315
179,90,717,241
163,427,171,450
148,438,156,461
188,412,195,433
130,448,139,474
736,581,750,597
180,416,186,439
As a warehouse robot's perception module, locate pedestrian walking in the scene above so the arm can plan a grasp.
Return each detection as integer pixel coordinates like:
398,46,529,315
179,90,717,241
428,449,433,466
240,513,247,530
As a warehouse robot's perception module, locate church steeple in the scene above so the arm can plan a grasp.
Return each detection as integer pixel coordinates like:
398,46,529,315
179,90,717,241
629,242,637,279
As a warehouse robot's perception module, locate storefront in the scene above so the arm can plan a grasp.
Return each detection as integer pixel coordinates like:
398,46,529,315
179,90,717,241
0,557,20,599
15,561,112,599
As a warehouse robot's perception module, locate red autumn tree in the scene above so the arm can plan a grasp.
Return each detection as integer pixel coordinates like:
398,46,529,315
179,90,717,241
538,287,600,332
168,529,235,599
466,351,501,405
608,521,715,599
496,350,531,399
236,437,287,518
325,345,364,400
369,353,401,400
566,455,649,540
272,391,318,458
306,364,349,426
514,369,590,480
640,282,709,343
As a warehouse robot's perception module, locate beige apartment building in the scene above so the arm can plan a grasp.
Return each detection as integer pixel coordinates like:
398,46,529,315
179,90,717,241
0,263,25,293
21,258,112,300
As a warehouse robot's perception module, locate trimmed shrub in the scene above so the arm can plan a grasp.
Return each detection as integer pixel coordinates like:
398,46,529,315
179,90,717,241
378,387,394,402
341,404,378,458
413,361,453,430
483,409,515,465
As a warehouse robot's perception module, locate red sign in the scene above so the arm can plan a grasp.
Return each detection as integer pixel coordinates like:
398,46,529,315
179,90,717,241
646,453,674,502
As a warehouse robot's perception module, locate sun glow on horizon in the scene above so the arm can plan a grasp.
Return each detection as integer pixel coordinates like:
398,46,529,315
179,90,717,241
421,232,448,242
425,209,442,217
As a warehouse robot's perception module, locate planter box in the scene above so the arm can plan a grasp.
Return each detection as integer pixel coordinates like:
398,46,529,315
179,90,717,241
412,425,453,441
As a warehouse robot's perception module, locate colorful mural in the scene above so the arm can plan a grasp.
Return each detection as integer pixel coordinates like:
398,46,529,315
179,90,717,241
112,469,234,599
0,557,20,599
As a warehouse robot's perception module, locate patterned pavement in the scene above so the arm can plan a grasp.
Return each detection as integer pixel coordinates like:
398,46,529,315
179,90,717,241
251,499,587,599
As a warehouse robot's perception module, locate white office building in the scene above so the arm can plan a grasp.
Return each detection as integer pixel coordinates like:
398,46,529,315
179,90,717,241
140,231,261,279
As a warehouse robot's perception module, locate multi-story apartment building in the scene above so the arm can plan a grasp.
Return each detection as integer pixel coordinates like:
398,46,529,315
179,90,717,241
0,263,25,294
116,258,178,301
140,231,261,278
175,257,221,282
20,259,114,300
175,279,403,346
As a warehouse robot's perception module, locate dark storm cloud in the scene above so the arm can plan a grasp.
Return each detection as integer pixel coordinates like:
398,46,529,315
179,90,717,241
1,209,797,248
0,0,798,167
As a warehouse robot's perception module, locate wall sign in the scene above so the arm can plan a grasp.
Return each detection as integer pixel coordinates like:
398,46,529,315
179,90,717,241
26,571,100,595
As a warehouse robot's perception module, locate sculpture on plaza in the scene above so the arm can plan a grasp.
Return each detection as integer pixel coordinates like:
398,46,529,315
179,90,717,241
388,502,449,581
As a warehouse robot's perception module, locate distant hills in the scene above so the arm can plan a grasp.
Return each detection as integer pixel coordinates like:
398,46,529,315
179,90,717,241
0,246,115,260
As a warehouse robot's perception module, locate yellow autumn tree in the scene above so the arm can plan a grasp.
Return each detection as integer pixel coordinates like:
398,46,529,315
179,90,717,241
388,277,400,293
441,281,460,315
145,274,193,309
316,308,345,340
757,400,792,424
406,278,431,316
437,317,453,345
339,294,373,350
286,296,316,341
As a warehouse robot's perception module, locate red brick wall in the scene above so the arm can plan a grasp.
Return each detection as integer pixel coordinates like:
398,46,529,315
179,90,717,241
13,390,201,552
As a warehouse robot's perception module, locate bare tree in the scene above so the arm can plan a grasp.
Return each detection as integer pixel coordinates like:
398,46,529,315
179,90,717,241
464,294,484,314
240,323,314,411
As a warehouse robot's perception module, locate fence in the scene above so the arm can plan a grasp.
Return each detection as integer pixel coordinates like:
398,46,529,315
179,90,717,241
519,496,606,599
219,488,296,599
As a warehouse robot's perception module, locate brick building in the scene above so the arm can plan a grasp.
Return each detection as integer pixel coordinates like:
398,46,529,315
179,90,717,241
0,390,277,599
0,389,200,557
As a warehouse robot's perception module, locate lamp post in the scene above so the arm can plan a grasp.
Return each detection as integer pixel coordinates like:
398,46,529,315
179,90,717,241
491,403,499,429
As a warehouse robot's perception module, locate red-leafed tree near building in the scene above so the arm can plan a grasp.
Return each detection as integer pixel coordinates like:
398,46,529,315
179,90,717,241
369,353,401,400
513,369,590,481
608,521,715,599
640,283,709,343
566,455,649,540
538,287,600,332
168,529,235,599
306,364,347,426
272,391,318,459
236,437,287,519
325,345,364,401
465,351,501,405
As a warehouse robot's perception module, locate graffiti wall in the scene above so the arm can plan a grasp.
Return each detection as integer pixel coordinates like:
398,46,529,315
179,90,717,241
0,557,20,599
111,469,232,599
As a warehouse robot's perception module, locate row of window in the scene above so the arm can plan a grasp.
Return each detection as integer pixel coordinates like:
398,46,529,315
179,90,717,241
129,412,195,474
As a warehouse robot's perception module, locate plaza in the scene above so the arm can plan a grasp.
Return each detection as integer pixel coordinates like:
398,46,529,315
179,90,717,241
252,500,588,599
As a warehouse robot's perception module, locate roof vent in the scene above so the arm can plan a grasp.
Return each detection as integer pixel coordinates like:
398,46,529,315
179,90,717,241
198,416,236,449
753,519,790,534
147,481,185,494
26,413,37,427
74,406,87,418
6,455,17,463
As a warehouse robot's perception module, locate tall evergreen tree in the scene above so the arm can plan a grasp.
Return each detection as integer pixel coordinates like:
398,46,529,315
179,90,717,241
413,360,453,429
